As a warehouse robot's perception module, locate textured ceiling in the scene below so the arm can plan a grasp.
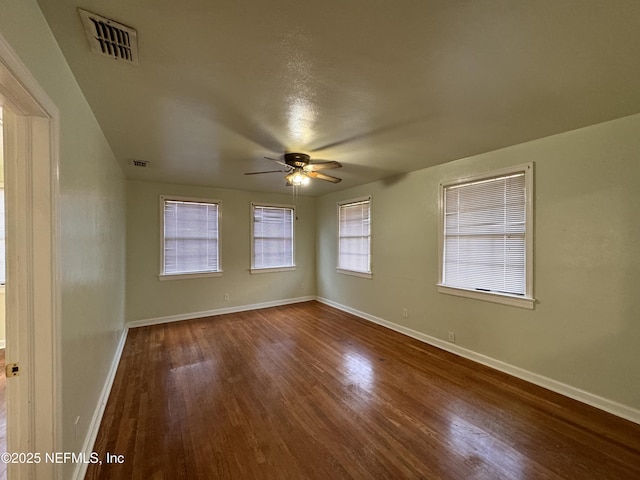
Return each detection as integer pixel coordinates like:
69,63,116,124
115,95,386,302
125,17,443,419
37,0,640,196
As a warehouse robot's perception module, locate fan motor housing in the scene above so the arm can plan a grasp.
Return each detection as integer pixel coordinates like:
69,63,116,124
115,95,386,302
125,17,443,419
284,152,310,167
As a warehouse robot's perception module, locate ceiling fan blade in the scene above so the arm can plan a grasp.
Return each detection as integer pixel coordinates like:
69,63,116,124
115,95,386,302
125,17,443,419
304,160,342,171
244,170,287,175
306,171,342,183
264,156,290,168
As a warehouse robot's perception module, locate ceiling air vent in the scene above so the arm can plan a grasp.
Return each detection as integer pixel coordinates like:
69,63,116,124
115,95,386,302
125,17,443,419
79,9,139,65
129,160,149,168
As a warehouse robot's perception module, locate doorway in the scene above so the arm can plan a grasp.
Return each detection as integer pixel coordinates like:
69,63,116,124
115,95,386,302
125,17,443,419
0,104,6,478
0,33,60,479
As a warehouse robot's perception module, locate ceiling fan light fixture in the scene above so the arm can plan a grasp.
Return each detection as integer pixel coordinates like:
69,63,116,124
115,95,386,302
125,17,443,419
247,152,342,186
287,169,309,186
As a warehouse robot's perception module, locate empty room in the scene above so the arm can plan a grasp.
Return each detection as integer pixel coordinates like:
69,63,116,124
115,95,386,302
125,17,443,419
1,1,639,479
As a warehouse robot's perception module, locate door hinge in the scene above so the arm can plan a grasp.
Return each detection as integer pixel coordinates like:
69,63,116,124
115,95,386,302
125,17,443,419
5,362,20,377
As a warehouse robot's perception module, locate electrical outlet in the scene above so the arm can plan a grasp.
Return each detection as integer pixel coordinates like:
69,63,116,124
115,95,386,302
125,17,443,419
224,293,230,301
402,308,408,318
448,331,456,343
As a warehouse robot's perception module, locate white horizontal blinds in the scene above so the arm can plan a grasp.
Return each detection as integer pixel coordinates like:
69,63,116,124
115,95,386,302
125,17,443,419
338,200,371,273
253,206,294,269
444,173,526,295
163,200,219,274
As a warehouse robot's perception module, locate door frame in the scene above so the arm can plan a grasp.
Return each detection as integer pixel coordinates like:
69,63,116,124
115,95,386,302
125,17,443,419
0,33,61,480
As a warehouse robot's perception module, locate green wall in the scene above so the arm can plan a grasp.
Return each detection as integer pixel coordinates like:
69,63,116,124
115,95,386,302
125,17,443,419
317,113,640,411
0,1,127,478
126,181,317,322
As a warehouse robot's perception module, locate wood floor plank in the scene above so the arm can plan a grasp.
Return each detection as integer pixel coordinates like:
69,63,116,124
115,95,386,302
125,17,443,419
85,301,640,479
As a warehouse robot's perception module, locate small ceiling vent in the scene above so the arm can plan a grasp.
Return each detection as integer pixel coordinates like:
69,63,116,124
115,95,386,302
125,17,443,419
129,159,149,168
79,9,138,65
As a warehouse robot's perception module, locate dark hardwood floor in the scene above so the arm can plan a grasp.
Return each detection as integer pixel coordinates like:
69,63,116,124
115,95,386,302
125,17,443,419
86,301,640,479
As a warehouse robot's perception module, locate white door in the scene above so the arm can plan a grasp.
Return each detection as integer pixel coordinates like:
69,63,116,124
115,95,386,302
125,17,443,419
1,33,61,480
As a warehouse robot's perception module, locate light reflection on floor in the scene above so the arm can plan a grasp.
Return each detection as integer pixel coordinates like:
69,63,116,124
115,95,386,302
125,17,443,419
446,410,525,479
343,351,374,392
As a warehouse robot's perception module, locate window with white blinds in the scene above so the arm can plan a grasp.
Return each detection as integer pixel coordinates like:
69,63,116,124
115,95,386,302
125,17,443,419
338,197,372,278
439,164,534,308
251,204,295,272
161,197,220,278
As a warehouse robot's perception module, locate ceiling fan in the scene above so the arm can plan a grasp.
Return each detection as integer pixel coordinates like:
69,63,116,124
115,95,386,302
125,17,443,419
244,153,342,186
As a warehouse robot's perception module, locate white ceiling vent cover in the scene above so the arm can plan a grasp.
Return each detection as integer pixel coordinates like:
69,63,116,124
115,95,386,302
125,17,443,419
79,9,139,65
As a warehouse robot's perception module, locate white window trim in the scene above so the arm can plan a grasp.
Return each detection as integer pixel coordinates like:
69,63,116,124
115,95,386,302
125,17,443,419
158,195,222,280
337,268,372,279
159,271,222,281
437,163,535,309
250,202,296,274
337,195,372,279
249,266,296,275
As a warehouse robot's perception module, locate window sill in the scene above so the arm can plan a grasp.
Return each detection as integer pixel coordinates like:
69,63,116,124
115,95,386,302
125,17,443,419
437,284,535,310
159,271,223,281
250,266,296,274
337,269,372,279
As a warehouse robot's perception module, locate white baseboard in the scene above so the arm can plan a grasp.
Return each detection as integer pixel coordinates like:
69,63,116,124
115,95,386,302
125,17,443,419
127,296,316,329
76,293,638,480
316,296,640,426
72,326,129,480
0,339,5,349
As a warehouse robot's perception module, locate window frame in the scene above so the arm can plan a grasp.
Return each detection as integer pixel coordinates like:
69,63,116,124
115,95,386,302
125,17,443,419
437,163,535,309
159,195,222,281
250,202,296,274
337,196,372,279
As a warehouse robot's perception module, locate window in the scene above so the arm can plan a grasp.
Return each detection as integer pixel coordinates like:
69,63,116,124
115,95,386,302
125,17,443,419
160,196,221,279
251,203,295,273
338,197,372,278
438,164,534,309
